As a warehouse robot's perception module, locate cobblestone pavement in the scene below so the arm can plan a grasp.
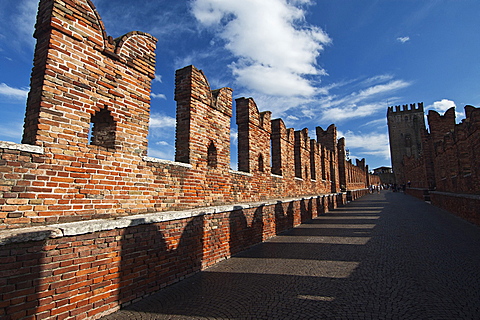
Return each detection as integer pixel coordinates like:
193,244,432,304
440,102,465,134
101,192,480,319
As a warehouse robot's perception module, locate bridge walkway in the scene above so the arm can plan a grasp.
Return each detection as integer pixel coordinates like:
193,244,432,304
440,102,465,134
101,191,480,319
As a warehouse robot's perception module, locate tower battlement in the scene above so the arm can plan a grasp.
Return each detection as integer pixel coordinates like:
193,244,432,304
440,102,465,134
387,102,424,114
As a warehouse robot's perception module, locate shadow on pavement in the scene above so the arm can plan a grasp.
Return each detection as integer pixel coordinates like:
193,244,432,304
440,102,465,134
102,192,480,319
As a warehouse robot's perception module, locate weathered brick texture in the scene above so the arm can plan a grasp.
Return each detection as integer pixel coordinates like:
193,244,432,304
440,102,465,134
236,98,271,174
0,1,376,318
389,103,480,225
0,194,350,320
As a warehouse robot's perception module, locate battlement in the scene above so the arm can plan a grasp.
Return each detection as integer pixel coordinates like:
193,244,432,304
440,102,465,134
0,1,393,319
388,100,480,197
316,124,337,151
387,102,424,114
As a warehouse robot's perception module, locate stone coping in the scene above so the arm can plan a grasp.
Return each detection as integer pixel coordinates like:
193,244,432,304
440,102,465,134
0,193,348,246
0,141,44,154
408,188,480,200
429,191,480,200
229,170,253,177
143,156,192,168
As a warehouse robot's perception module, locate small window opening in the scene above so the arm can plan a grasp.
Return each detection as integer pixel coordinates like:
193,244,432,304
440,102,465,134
90,108,116,149
207,142,217,168
258,153,264,172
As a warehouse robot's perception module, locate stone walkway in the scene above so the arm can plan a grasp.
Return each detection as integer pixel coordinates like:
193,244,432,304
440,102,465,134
101,191,480,319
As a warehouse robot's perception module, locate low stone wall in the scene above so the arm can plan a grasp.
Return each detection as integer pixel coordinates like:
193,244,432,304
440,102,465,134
347,188,369,202
430,191,480,226
0,193,348,320
405,188,429,201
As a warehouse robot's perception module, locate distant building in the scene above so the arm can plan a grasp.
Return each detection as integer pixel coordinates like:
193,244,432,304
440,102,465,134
372,166,395,184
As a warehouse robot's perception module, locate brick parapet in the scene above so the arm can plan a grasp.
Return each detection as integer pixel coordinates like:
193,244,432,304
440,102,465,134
401,105,480,194
427,107,456,142
174,66,233,168
391,102,480,225
0,194,343,245
271,118,294,177
316,124,337,152
1,0,373,228
344,160,369,190
236,97,271,174
310,139,321,181
24,0,157,160
0,1,380,318
294,128,311,180
0,193,347,319
0,138,365,228
430,191,480,226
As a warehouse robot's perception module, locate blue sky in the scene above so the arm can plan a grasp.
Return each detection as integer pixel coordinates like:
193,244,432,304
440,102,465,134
1,0,479,170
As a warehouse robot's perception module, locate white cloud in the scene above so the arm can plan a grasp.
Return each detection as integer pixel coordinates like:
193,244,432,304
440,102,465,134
320,103,381,122
338,130,391,161
397,36,410,43
7,0,37,49
320,79,410,109
149,113,176,127
191,0,331,97
354,80,411,102
147,114,176,160
314,78,411,123
426,99,455,113
426,99,464,120
0,83,29,100
151,93,167,99
0,121,23,142
153,74,163,83
361,74,394,85
234,92,313,118
361,118,387,128
147,147,174,160
230,128,238,145
231,63,319,97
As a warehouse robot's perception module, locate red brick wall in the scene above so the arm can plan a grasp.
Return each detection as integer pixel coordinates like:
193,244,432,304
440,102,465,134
175,66,233,168
402,106,480,195
344,161,369,190
271,118,294,177
236,98,271,174
0,0,374,230
430,192,480,226
0,1,376,318
398,104,480,225
1,194,353,320
428,107,480,195
294,128,311,180
24,0,156,154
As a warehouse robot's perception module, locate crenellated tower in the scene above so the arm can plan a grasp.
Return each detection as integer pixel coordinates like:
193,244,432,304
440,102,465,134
387,102,426,183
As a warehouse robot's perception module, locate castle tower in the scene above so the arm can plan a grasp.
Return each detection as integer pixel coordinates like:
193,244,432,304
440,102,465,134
387,103,426,183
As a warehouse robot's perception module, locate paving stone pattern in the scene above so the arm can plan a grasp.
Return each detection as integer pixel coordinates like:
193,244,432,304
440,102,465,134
101,192,480,319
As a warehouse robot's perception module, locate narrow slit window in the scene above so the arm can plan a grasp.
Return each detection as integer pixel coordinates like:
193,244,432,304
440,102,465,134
207,142,217,168
258,153,264,172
